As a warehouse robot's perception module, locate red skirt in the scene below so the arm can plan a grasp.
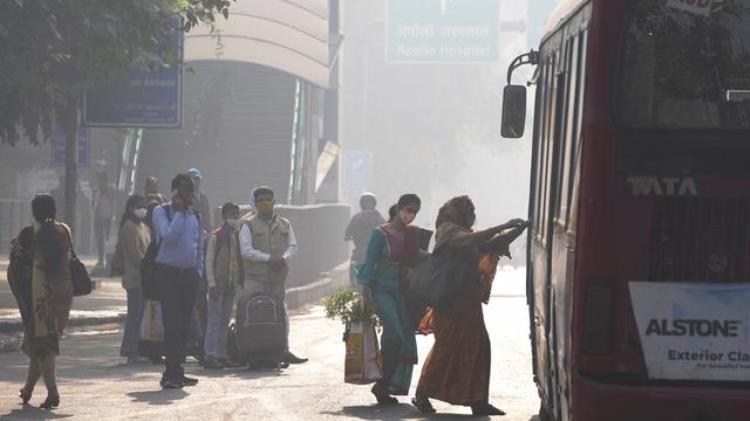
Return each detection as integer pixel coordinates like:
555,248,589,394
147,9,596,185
416,284,491,405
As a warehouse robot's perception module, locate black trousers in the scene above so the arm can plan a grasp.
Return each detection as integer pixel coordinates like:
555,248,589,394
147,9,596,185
157,264,198,380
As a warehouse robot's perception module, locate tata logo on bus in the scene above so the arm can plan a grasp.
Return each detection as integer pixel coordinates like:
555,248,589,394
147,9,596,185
627,177,699,197
645,319,741,338
667,0,713,17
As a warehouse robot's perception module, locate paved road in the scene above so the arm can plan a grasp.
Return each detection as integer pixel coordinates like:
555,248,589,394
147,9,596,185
0,268,539,421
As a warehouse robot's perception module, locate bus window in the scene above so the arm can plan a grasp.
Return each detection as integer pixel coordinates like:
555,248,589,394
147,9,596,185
568,31,587,227
556,36,579,226
539,54,557,241
532,62,548,238
619,0,750,129
535,57,554,239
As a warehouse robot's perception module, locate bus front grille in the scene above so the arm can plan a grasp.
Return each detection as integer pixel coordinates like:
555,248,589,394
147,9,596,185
650,198,750,282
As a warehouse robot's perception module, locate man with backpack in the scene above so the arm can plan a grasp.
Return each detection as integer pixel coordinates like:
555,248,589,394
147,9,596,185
202,202,243,369
151,173,204,388
239,186,307,366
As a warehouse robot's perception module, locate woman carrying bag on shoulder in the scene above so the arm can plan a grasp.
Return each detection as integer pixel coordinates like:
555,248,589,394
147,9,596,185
357,194,423,405
413,195,528,416
8,194,77,409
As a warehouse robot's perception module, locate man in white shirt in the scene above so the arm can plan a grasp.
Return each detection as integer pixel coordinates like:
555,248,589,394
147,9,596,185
239,186,307,365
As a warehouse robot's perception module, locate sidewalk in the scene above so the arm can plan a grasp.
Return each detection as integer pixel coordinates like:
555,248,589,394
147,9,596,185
0,257,127,352
0,257,350,353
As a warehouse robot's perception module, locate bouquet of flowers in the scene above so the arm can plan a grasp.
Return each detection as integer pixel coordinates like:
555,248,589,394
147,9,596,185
324,287,379,327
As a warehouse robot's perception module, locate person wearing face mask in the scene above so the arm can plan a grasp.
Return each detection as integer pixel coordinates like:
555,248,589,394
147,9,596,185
412,195,528,416
357,194,422,405
203,202,244,369
239,186,306,366
116,194,152,364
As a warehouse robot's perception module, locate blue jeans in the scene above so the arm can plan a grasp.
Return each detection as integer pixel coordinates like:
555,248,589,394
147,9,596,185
120,287,146,357
204,285,236,359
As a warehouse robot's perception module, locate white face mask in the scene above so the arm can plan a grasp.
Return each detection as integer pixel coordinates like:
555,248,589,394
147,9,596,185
226,219,241,230
134,208,148,220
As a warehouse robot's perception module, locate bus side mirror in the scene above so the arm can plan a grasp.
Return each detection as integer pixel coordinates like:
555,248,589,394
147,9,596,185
501,85,527,139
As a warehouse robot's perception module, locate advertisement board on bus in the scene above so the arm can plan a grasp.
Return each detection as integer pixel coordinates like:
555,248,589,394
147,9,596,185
630,282,750,381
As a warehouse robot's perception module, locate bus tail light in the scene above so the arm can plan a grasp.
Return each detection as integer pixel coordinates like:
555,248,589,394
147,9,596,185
581,284,614,355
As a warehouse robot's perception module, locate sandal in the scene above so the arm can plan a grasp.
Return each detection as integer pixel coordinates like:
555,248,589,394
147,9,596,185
19,387,33,405
40,388,60,410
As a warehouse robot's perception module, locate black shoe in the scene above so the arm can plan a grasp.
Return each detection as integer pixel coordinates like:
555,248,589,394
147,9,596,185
281,351,308,364
162,379,183,389
181,375,199,386
202,357,224,369
219,358,244,368
371,384,398,405
471,403,506,416
412,397,436,414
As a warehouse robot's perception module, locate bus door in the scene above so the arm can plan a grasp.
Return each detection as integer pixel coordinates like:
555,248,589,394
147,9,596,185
530,44,564,411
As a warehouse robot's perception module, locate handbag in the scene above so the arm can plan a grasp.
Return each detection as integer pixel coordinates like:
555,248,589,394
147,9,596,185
408,246,479,310
140,238,162,300
62,226,93,296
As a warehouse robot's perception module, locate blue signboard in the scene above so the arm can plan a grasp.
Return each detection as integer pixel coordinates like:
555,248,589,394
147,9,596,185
82,25,183,128
386,0,500,63
51,124,90,167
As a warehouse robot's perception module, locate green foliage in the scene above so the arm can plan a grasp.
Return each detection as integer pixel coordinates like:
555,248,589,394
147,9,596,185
0,0,234,145
324,287,380,327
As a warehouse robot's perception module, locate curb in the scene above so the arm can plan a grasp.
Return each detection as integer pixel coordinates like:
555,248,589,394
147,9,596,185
0,313,126,353
286,262,351,310
0,262,350,353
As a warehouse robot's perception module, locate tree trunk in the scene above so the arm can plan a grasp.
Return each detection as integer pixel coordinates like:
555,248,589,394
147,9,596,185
63,103,80,234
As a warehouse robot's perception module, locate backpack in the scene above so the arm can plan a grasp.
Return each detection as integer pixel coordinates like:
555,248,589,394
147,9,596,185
140,205,173,300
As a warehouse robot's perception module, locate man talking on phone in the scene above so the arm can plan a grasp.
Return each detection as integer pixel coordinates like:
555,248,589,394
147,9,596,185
152,173,204,388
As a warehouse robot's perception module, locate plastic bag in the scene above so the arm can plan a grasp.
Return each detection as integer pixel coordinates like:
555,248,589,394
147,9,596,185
344,321,383,384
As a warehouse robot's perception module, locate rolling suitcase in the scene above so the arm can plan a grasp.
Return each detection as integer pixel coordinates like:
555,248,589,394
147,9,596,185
229,294,286,370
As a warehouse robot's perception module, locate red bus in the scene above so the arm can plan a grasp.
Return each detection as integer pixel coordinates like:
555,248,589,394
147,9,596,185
502,0,750,420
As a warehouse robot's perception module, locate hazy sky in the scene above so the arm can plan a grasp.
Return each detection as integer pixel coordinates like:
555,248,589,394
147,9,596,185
342,0,538,230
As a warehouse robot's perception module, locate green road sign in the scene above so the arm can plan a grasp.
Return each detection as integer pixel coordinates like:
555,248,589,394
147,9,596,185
386,0,500,63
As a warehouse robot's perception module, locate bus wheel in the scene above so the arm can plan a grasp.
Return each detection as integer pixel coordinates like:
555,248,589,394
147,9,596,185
538,402,554,421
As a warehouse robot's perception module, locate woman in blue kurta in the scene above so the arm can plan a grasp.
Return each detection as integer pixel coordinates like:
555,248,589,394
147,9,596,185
358,194,421,405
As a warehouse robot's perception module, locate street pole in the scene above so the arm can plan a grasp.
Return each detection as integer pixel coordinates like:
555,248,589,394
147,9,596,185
63,102,80,234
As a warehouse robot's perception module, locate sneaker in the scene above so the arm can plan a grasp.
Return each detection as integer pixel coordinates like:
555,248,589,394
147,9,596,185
281,351,308,364
202,357,224,369
181,375,199,386
162,378,183,389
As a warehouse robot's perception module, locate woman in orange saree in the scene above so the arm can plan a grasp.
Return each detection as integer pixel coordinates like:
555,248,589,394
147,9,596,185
413,195,527,416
